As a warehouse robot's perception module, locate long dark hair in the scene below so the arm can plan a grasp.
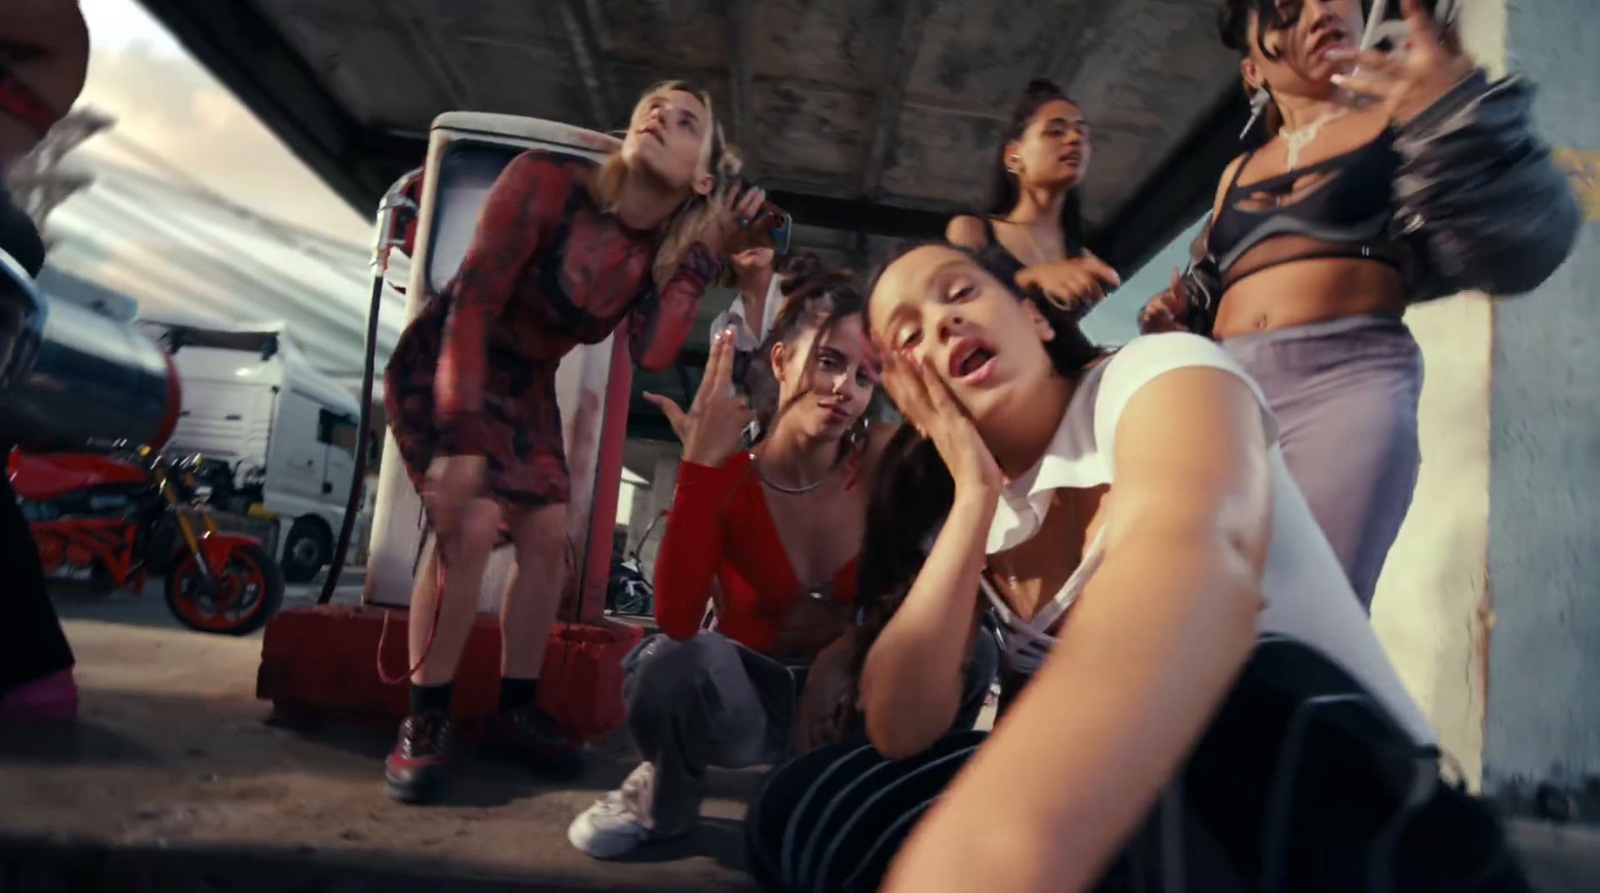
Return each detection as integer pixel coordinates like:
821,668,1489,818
748,266,874,467
985,78,1086,259
852,243,1105,674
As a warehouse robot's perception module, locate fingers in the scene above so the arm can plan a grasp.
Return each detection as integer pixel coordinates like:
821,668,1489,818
913,353,958,416
1327,47,1401,75
1079,255,1122,287
1329,70,1393,100
709,327,738,391
1401,0,1443,47
735,187,766,225
641,391,686,424
881,349,934,427
694,328,735,407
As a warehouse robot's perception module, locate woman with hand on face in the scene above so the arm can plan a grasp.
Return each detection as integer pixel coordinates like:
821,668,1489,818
1139,0,1579,609
380,80,769,805
569,271,999,860
745,244,1531,893
946,78,1121,322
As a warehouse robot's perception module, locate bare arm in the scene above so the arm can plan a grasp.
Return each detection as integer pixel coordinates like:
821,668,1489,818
1138,156,1239,334
859,487,995,758
881,366,1271,893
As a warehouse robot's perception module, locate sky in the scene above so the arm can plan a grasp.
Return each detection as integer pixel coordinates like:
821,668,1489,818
72,0,368,244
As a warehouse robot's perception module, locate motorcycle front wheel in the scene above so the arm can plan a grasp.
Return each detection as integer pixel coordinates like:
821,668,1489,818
164,542,286,636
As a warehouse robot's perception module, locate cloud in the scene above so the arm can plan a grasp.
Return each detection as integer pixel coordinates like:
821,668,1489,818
72,40,368,244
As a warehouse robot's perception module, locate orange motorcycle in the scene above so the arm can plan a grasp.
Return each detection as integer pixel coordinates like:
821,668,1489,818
10,447,285,635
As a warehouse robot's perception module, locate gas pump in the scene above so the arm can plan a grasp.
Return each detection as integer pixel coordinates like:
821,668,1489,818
258,114,644,741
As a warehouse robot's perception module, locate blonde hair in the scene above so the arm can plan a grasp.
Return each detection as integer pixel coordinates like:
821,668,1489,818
589,80,743,288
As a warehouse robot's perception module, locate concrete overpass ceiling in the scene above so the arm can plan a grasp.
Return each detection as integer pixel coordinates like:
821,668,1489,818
137,0,1248,275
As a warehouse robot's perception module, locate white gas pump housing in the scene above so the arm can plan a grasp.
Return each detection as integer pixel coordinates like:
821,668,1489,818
364,114,628,615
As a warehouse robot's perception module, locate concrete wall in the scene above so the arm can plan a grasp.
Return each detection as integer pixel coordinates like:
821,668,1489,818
1480,0,1600,797
1367,0,1511,790
1369,0,1599,801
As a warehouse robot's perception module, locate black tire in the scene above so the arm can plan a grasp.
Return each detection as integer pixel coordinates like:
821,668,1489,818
164,542,286,636
280,518,331,584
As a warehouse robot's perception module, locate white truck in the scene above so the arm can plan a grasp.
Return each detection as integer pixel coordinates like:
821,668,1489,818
137,315,364,584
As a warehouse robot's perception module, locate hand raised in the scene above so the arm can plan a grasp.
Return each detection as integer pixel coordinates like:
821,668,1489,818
1329,0,1475,125
1014,254,1121,317
699,185,770,257
680,327,756,468
880,347,1001,497
1137,267,1189,334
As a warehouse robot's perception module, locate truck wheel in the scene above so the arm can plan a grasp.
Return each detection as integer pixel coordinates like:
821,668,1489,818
281,518,331,584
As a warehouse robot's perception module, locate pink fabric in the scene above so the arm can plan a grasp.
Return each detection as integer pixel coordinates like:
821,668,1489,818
0,668,78,722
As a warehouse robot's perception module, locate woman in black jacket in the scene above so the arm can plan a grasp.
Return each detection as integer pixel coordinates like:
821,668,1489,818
1140,0,1579,610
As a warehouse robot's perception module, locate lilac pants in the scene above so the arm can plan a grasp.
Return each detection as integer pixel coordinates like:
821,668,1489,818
1223,314,1424,610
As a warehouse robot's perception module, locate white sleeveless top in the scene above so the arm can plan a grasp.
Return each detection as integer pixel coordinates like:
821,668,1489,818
974,333,1435,744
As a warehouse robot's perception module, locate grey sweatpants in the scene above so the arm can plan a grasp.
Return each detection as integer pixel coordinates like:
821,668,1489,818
622,631,998,837
1222,313,1424,610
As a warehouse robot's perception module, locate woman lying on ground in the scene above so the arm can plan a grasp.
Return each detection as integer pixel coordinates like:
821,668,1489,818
1139,0,1579,609
745,243,1531,893
569,270,999,860
380,80,768,805
946,78,1120,319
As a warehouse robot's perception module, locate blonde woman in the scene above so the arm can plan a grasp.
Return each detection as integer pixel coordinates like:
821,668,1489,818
382,81,767,804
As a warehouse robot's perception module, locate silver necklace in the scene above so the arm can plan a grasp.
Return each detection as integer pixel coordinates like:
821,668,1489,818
1280,106,1350,171
753,452,830,495
990,492,1079,600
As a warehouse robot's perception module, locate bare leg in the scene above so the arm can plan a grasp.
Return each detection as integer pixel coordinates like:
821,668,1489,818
501,502,569,679
482,501,580,774
411,498,503,686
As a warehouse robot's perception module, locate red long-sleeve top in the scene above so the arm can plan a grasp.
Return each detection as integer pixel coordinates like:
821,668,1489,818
653,452,859,652
432,150,719,455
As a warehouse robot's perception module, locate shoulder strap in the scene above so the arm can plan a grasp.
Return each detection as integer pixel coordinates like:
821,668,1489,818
981,216,1000,247
1225,150,1258,193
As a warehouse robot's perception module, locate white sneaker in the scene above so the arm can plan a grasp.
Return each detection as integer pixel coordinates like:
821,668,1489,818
568,762,659,859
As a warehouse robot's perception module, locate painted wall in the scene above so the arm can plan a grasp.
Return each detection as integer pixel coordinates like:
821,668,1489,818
1480,0,1600,795
1349,2,1510,789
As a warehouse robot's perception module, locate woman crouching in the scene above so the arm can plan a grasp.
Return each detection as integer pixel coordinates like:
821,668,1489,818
569,271,998,859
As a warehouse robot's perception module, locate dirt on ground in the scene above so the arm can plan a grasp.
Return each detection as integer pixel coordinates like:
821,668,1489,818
0,588,759,891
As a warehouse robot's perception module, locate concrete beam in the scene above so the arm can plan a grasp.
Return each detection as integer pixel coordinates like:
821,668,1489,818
390,0,475,111
861,0,932,198
1085,85,1249,274
1047,0,1120,91
554,0,615,130
727,0,755,161
133,0,416,214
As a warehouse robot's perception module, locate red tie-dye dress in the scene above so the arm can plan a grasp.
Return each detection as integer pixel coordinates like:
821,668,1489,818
383,150,718,506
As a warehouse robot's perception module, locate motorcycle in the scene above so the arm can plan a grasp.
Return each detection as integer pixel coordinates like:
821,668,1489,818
10,447,286,635
606,509,665,618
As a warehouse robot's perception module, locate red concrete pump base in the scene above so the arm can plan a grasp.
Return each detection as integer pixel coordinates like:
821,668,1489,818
255,604,643,744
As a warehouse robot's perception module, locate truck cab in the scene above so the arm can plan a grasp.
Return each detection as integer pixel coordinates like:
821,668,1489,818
139,315,363,583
